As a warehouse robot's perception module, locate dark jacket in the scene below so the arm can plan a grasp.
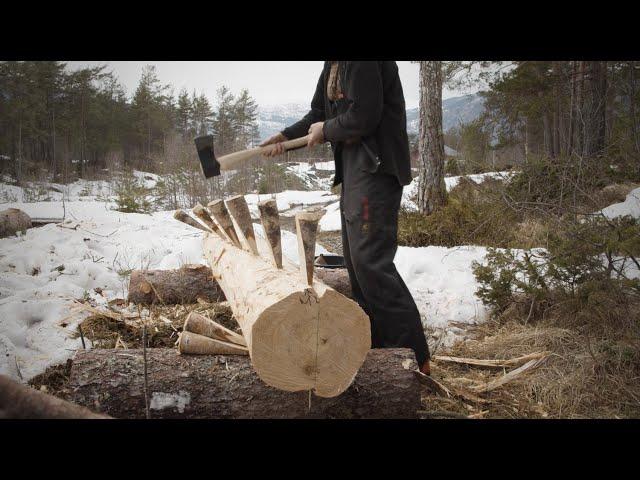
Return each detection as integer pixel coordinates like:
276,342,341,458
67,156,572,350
281,61,412,186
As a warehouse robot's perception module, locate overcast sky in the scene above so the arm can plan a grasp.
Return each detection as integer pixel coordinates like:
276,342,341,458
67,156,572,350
65,61,478,109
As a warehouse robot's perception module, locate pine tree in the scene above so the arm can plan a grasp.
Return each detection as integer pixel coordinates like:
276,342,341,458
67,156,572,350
176,89,192,139
191,92,214,137
233,88,260,148
130,65,170,163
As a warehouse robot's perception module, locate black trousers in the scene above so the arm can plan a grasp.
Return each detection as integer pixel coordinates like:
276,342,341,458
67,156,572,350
339,145,430,366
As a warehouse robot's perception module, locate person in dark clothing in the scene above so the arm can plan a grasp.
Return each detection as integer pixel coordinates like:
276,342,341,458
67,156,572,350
261,61,430,375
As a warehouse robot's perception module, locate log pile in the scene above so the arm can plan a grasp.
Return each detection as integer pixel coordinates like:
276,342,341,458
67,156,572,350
172,197,371,398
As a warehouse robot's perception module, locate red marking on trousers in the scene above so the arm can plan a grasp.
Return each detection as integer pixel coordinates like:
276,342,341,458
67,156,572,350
362,197,369,221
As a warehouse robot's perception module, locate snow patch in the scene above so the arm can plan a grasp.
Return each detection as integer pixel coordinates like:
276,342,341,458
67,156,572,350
600,187,640,219
150,390,191,413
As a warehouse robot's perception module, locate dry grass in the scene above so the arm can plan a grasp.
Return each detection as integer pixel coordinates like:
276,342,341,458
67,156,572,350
422,296,640,419
75,301,238,349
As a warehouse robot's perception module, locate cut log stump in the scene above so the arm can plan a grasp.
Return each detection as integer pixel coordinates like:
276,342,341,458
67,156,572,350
67,348,421,419
0,208,32,238
127,264,225,305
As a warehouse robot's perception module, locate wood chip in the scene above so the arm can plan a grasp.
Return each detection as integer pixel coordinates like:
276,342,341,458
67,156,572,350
471,355,549,393
434,351,549,369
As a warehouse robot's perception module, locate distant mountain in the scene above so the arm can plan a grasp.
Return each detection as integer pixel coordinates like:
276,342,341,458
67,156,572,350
257,93,485,140
406,93,486,134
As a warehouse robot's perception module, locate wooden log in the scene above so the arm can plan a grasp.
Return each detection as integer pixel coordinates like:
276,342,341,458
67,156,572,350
178,331,249,355
257,199,283,269
295,209,325,285
0,208,32,238
192,203,226,241
314,267,352,298
127,264,225,305
207,200,242,248
126,266,351,305
183,311,247,346
225,195,259,255
203,232,369,398
67,348,421,419
0,374,110,419
173,209,211,233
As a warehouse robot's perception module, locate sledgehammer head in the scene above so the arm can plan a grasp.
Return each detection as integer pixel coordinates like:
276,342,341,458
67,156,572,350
194,135,220,178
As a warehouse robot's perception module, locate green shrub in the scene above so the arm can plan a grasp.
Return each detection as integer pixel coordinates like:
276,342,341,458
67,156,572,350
445,157,460,176
472,215,640,315
113,173,152,214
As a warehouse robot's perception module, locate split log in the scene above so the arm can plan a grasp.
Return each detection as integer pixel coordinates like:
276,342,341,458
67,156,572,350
178,331,249,355
127,264,225,305
0,374,110,419
257,199,282,269
208,200,242,248
203,232,369,398
192,203,226,240
173,209,210,233
295,209,325,285
183,311,247,346
67,348,421,419
0,208,32,238
225,195,259,255
127,266,352,305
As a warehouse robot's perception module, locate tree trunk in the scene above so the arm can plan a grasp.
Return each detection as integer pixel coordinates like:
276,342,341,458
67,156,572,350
417,61,447,215
581,61,607,158
203,233,370,398
127,266,352,305
0,374,110,419
0,208,32,238
127,264,225,305
67,348,422,419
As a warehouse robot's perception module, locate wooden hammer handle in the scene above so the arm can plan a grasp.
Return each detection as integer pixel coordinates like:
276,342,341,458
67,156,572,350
218,135,312,171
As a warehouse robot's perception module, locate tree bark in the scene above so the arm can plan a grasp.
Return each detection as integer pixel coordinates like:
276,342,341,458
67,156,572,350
0,374,110,419
0,208,32,238
127,264,225,305
203,233,370,398
67,348,422,419
417,61,447,215
127,265,352,305
581,61,608,158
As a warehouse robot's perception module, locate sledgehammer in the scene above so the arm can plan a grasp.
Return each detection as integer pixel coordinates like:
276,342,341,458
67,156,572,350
194,134,310,178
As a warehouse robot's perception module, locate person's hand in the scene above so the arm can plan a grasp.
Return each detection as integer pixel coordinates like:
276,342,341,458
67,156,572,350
308,122,325,148
260,132,288,157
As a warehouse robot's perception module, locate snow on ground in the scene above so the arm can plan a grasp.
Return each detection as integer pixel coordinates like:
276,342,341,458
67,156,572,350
600,187,640,219
0,199,206,381
394,245,490,338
